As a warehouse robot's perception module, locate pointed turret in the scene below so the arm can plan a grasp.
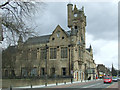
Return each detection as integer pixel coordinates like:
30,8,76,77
18,34,23,48
74,5,77,10
111,63,117,76
82,6,84,11
89,45,93,56
90,45,92,50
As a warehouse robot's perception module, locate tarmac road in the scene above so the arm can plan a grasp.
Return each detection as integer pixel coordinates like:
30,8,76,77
2,79,119,90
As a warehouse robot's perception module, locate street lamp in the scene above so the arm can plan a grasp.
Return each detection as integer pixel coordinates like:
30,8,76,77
84,63,87,80
45,44,48,86
68,44,71,76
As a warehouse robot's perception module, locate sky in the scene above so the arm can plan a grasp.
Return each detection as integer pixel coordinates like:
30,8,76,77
29,1,118,70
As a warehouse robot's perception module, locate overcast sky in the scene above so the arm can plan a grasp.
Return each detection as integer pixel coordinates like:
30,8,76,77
29,1,118,69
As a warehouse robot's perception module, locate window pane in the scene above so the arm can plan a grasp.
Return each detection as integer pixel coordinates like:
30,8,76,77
31,68,37,76
21,68,27,77
41,68,45,76
31,50,37,60
40,49,46,59
61,47,67,58
62,68,66,76
50,48,57,59
79,47,80,57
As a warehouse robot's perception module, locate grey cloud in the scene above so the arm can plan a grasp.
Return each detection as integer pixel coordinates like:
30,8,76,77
33,2,118,41
84,2,118,40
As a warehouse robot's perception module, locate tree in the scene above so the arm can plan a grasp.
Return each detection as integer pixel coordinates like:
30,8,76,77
0,1,43,45
111,64,117,76
1,1,44,78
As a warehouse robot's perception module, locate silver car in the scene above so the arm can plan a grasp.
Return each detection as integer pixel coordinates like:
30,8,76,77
112,77,118,82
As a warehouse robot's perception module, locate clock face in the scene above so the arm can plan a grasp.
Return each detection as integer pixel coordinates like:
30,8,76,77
74,14,77,17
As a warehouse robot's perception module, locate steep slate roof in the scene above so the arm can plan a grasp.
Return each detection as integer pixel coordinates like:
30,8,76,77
3,46,17,54
86,48,90,52
86,45,92,52
25,29,71,45
25,35,51,44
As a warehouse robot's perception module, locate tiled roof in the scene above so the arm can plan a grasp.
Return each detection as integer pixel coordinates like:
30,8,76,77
25,30,71,45
25,35,51,44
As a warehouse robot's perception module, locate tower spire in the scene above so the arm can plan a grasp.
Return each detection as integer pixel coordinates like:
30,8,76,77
82,6,84,11
74,5,77,10
69,0,71,4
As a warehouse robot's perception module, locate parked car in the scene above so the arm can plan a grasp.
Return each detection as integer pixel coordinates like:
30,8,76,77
103,76,112,83
118,77,120,81
112,77,118,82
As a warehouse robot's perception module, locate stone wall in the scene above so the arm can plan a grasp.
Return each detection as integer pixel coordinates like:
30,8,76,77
2,78,71,89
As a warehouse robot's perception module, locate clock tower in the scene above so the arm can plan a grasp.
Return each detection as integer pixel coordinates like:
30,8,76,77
68,4,87,80
67,4,86,44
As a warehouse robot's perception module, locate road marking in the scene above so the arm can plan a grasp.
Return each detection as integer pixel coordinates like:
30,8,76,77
83,83,102,88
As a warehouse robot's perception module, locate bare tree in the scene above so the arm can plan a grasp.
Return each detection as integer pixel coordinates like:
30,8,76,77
0,1,44,45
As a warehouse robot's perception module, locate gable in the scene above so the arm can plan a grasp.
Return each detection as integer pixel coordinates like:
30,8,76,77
49,25,69,42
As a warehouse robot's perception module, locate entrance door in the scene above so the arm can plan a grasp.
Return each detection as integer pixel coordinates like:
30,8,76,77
81,72,83,80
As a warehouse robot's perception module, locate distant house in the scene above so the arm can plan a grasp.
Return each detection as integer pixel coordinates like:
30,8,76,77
97,64,111,78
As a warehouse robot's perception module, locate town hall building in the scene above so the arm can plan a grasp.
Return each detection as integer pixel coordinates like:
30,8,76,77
2,3,97,81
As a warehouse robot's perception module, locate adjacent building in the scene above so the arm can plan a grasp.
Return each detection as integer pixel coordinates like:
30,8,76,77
2,4,97,81
97,64,111,78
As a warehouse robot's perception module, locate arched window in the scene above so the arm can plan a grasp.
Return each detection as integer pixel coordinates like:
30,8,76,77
5,70,8,77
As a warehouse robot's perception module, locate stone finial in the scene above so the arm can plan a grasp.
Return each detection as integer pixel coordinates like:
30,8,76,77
74,5,77,10
82,6,84,11
18,34,23,43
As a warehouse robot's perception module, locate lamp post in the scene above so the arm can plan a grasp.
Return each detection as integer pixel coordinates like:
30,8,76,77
68,44,71,76
84,63,87,80
45,44,48,86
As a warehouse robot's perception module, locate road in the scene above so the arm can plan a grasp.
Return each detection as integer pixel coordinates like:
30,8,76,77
45,80,119,89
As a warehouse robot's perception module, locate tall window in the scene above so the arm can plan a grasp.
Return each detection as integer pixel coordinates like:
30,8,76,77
21,68,28,77
41,68,45,76
50,48,57,59
62,68,66,76
31,49,37,60
31,67,37,76
61,47,67,58
22,50,28,60
75,26,78,29
40,49,46,59
79,47,81,57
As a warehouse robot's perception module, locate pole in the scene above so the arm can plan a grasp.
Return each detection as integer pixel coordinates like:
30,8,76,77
69,48,70,76
45,44,48,86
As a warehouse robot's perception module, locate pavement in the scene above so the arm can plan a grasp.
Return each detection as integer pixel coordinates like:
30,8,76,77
13,79,102,89
1,79,119,90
